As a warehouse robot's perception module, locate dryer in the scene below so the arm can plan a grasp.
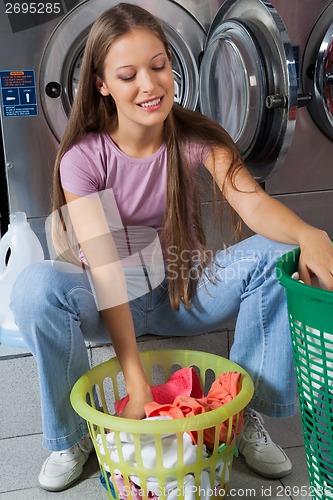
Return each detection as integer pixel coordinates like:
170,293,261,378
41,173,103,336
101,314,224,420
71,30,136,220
0,0,298,251
265,0,333,236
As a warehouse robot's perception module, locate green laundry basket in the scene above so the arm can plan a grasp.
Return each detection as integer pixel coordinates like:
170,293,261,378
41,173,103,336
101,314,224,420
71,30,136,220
277,248,333,499
70,349,254,500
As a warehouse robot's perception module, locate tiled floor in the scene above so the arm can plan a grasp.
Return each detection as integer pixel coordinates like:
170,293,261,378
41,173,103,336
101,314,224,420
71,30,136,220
0,330,312,499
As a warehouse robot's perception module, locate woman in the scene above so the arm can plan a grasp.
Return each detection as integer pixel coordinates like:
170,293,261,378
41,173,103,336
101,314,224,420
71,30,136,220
11,2,333,492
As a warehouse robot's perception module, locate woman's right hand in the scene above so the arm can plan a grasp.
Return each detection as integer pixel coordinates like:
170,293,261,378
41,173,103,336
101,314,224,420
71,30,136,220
118,383,154,420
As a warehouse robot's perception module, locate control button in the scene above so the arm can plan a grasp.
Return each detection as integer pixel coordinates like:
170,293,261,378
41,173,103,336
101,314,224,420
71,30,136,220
45,82,61,98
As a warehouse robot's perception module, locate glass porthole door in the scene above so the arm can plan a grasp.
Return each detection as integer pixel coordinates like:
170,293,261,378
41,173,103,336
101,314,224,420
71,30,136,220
303,3,333,141
199,0,298,181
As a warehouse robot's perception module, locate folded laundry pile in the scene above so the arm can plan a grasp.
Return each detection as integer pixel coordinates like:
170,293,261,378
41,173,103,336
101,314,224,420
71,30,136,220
97,416,226,500
97,367,242,499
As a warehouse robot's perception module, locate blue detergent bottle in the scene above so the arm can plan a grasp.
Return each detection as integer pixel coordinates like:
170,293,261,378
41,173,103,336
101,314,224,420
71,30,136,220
0,212,44,347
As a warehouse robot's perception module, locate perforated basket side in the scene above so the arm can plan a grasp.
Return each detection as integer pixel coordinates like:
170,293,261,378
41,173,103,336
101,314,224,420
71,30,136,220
277,249,333,499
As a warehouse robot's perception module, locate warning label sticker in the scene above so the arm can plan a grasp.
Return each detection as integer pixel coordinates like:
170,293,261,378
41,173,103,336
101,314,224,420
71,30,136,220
0,70,38,117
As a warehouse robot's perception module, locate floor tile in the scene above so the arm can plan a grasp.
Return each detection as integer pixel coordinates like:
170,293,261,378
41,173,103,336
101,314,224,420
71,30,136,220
280,446,312,499
0,356,41,439
227,457,290,499
0,433,99,495
0,477,103,500
0,434,48,492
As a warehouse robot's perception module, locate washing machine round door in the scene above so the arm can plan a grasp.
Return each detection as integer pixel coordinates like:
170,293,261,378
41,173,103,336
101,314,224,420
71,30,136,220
303,3,333,142
199,0,297,181
39,0,205,143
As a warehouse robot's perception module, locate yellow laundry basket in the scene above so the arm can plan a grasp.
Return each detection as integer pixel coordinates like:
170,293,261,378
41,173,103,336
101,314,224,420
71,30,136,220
70,349,254,500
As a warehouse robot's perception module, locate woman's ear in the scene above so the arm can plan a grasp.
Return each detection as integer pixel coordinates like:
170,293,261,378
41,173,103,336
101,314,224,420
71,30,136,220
93,74,110,96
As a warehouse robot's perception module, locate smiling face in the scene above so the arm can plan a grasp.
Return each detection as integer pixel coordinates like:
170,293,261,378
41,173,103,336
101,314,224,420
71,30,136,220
95,28,175,134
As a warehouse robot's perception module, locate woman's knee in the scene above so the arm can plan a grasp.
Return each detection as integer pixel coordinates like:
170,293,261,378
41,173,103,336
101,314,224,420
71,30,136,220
11,261,53,295
11,260,86,318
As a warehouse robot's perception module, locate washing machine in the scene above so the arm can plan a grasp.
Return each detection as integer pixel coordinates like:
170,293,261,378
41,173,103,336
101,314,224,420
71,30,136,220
0,0,217,246
265,0,333,236
0,0,298,251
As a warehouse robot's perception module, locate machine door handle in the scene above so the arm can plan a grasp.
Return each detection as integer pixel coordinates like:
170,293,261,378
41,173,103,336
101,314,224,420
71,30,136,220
265,93,312,109
265,94,288,109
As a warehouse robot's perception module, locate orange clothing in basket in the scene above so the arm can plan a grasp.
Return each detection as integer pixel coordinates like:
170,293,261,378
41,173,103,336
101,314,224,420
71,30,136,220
114,367,204,415
145,371,243,449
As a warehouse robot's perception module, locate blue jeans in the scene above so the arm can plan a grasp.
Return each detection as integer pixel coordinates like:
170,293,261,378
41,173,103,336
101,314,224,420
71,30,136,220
11,235,296,451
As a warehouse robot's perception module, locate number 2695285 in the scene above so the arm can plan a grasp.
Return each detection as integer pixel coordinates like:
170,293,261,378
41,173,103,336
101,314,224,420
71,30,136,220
5,3,61,14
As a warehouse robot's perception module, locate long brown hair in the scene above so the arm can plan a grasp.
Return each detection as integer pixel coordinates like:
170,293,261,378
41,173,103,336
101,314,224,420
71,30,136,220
52,2,244,310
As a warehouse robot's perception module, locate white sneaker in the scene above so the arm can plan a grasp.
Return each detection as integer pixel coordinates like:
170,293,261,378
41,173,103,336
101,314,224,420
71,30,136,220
38,434,94,491
236,408,292,478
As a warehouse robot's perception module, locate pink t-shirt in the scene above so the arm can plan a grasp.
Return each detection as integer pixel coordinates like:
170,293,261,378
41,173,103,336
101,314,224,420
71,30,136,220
60,131,211,233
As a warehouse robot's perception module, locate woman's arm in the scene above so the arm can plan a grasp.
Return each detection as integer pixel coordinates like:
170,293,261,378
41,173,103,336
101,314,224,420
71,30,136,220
204,147,333,289
63,190,153,419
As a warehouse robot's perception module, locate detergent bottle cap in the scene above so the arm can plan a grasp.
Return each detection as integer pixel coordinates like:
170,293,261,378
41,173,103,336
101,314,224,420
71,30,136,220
9,212,29,230
10,211,27,225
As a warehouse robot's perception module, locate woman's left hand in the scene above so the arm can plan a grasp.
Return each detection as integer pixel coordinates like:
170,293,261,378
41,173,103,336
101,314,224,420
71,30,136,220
298,228,333,290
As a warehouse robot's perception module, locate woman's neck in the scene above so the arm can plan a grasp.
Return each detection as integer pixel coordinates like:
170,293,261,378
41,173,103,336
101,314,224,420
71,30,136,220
108,120,164,158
